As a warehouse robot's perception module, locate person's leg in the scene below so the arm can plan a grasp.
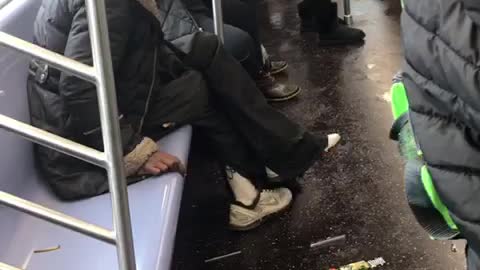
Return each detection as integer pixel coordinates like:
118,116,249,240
184,32,336,180
220,0,288,75
220,0,262,63
298,0,365,45
192,109,295,231
142,67,264,185
298,0,331,32
201,0,261,49
142,63,294,230
193,14,300,102
194,14,261,77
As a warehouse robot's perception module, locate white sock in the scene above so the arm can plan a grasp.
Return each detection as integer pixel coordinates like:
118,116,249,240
261,45,269,65
325,133,341,152
226,167,258,206
265,167,279,178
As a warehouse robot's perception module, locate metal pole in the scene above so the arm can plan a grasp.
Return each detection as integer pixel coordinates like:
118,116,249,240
212,0,225,43
0,191,116,244
344,0,353,25
0,115,105,167
0,0,12,10
84,1,137,270
0,32,96,83
0,262,22,270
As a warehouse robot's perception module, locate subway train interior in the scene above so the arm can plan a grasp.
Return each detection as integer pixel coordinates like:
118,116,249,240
0,0,475,269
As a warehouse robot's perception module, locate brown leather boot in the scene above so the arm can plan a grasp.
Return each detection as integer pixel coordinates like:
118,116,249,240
255,72,300,102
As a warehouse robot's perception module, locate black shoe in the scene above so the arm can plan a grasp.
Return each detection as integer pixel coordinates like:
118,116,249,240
262,48,288,75
318,24,366,46
255,72,301,102
264,59,288,75
301,18,348,33
298,1,316,33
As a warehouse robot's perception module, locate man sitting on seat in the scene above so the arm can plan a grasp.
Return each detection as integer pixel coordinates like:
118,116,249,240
181,0,300,102
28,0,340,231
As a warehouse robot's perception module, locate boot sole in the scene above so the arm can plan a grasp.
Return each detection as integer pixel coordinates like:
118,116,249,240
318,39,365,46
266,87,301,103
229,200,293,232
269,63,289,75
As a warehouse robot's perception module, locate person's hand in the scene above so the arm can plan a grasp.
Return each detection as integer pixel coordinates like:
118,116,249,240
138,151,186,176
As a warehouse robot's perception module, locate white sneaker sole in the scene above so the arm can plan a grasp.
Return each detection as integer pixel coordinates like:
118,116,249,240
229,200,293,232
229,190,293,231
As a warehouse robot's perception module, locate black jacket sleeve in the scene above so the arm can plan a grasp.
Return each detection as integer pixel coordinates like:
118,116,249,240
58,0,160,177
59,0,141,153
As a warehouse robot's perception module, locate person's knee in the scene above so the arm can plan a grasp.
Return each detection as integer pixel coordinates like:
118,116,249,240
185,32,220,69
223,27,255,63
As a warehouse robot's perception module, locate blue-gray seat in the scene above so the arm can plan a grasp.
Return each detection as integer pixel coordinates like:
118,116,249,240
0,0,191,269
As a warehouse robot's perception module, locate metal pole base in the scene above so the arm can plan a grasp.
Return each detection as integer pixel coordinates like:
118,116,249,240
344,14,353,25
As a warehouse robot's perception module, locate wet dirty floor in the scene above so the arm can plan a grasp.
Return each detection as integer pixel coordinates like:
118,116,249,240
172,0,467,269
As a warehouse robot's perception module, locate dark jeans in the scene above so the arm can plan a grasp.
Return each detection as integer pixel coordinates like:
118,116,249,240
192,0,263,77
143,32,325,189
299,0,338,33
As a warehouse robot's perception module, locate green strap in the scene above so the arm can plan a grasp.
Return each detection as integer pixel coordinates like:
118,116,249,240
420,166,459,230
391,82,409,120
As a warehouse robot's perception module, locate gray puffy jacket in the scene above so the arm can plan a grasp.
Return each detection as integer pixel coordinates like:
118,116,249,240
402,0,480,267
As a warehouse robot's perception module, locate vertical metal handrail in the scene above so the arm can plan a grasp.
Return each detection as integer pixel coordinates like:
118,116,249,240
211,0,224,43
0,0,137,269
344,0,353,25
84,1,136,269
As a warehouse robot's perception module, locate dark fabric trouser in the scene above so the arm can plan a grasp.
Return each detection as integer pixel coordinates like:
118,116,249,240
142,32,324,189
216,0,262,65
192,0,263,77
299,0,338,33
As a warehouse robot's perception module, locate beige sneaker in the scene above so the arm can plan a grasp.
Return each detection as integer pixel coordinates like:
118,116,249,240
229,188,293,231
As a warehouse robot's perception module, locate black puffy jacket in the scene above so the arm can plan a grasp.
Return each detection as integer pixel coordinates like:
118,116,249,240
28,0,198,200
402,0,480,265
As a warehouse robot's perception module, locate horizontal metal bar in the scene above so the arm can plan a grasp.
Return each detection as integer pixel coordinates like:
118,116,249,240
0,114,105,167
0,191,116,244
0,32,96,83
0,262,22,270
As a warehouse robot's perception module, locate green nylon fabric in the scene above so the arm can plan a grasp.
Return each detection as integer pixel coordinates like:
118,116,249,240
391,82,409,120
420,166,459,230
391,81,458,230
